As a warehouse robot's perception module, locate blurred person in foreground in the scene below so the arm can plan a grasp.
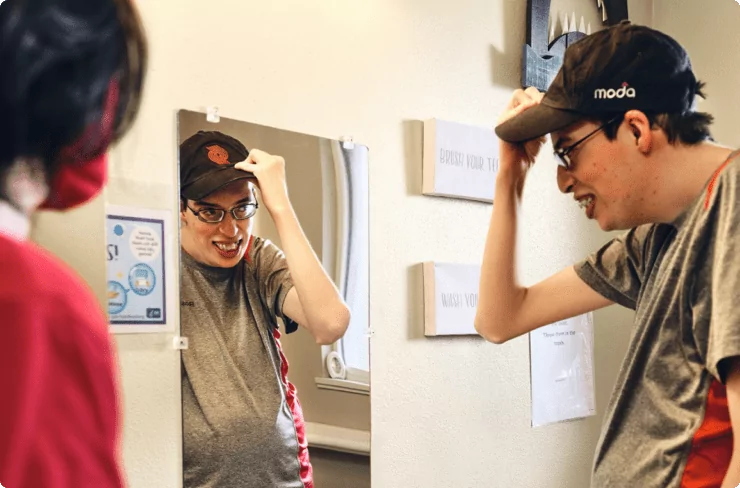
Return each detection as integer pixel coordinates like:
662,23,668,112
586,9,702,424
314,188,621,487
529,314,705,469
0,0,147,486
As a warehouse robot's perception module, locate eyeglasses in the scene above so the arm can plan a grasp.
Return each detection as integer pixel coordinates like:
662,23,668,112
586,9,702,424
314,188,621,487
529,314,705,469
554,116,620,170
186,201,259,223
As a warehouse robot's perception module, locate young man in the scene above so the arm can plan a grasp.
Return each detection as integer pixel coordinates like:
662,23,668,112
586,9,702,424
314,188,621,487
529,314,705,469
178,130,350,488
476,21,740,487
0,0,147,487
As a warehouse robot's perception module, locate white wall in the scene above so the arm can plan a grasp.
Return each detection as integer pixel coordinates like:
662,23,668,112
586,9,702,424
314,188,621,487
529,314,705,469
31,0,662,487
653,0,740,149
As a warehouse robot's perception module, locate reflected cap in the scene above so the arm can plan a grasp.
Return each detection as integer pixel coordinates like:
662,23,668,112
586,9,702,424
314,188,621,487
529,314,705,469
179,130,253,200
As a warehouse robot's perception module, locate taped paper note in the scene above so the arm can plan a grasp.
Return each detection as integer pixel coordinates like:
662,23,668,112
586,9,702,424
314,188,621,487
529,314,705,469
530,313,596,427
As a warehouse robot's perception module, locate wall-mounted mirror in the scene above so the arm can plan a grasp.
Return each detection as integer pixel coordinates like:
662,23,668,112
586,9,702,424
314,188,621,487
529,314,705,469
177,109,370,488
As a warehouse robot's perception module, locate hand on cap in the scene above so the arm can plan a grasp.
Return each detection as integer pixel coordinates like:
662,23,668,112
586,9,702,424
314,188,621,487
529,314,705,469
496,87,547,193
234,149,290,214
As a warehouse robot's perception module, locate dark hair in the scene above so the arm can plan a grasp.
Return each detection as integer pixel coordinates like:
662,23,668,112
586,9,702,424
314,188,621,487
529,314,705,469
0,0,148,182
596,81,714,145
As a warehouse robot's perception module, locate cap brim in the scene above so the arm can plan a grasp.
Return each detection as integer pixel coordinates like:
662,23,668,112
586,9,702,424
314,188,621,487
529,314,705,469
495,102,583,143
181,167,257,201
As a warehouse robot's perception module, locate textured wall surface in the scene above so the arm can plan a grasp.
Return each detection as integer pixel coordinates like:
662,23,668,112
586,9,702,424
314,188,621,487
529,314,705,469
654,0,740,149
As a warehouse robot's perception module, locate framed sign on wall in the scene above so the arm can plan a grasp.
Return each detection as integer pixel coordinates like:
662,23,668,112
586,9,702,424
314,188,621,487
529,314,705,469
423,262,482,337
422,118,500,203
106,204,174,334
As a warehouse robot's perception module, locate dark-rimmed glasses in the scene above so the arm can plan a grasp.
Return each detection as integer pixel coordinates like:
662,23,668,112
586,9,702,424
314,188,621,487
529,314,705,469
554,116,620,170
186,201,259,223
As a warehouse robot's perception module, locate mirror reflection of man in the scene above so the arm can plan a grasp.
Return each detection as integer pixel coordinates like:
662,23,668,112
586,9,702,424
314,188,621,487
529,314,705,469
178,130,350,488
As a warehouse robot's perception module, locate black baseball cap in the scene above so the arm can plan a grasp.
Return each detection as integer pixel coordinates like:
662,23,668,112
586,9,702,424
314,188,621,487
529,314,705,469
179,130,254,200
496,21,701,143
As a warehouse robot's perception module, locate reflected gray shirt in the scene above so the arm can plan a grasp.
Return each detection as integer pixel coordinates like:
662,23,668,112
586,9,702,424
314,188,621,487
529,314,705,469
180,236,304,488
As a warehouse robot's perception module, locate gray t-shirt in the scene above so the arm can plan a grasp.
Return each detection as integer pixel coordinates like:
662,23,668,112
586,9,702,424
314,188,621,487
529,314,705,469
180,236,305,488
575,151,740,487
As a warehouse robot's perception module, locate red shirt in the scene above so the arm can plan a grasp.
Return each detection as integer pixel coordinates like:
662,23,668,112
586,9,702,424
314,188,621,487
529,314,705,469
0,234,124,487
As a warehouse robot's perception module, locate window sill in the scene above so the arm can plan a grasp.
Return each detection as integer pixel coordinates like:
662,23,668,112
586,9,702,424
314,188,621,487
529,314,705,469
314,377,369,396
305,422,370,456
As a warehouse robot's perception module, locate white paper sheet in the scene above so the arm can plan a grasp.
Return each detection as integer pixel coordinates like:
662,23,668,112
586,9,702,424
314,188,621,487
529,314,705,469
530,313,596,427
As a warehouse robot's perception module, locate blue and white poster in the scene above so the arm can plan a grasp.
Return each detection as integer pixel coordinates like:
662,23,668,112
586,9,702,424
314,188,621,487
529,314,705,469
106,205,171,331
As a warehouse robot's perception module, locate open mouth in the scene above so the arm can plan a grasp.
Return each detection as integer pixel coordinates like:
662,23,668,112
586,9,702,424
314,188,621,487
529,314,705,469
213,238,243,259
577,195,596,219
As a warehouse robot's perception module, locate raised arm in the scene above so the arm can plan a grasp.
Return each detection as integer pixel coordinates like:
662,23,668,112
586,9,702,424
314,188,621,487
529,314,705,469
475,88,612,343
236,149,350,345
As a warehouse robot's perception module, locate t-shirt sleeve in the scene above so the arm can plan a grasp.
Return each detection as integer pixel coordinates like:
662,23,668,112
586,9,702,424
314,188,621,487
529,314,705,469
250,237,299,334
704,168,740,384
573,224,657,310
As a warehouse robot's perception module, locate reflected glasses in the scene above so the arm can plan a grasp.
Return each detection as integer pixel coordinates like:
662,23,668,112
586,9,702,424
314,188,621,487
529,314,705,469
186,202,259,223
554,116,620,170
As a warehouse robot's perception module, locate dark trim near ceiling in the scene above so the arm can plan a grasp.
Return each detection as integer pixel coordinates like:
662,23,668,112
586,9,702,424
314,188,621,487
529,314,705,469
522,0,629,91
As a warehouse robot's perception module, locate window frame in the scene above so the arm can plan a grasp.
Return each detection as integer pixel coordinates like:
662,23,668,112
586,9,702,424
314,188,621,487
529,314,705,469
314,139,369,395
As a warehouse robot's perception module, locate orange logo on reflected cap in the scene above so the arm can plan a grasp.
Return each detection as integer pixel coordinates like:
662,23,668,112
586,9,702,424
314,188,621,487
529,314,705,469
206,145,231,165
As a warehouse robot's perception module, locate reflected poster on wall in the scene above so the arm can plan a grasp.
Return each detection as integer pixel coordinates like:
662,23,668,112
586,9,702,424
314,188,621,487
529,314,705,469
105,204,171,333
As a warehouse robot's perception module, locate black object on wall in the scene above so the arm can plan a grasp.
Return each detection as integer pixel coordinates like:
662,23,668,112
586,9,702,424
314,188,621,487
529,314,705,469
522,0,629,91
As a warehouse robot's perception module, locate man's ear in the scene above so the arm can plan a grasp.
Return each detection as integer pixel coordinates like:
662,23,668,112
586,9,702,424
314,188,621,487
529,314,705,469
623,110,653,154
179,198,188,225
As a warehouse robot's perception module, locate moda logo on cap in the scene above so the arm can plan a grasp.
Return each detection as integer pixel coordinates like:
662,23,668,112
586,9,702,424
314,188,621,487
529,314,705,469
595,82,636,100
205,145,231,165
